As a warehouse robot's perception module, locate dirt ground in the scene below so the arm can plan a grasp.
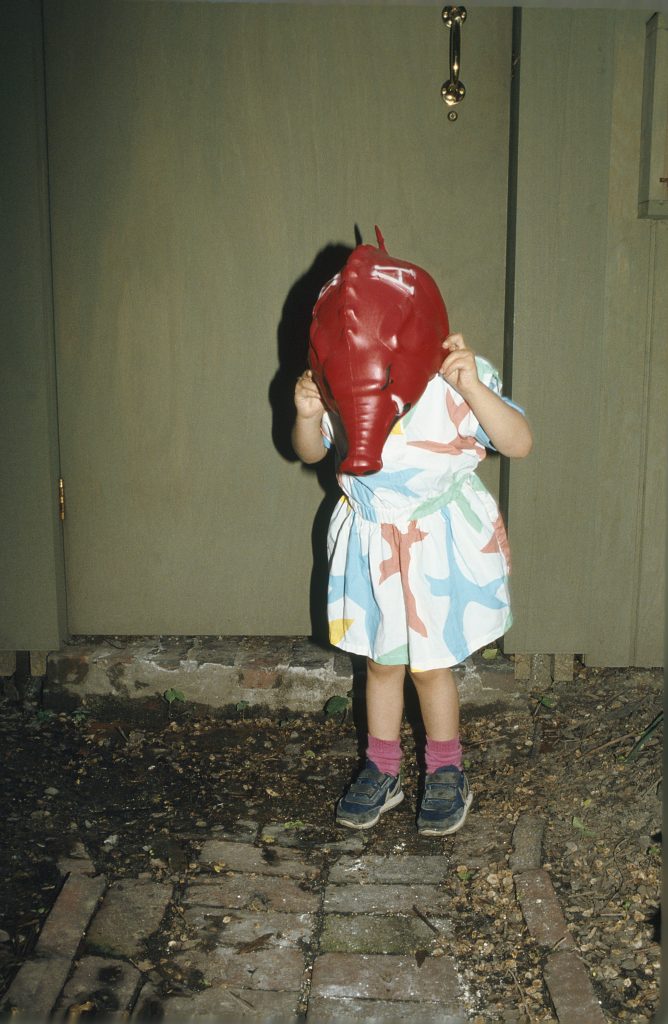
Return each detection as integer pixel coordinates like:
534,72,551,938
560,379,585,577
0,663,662,1021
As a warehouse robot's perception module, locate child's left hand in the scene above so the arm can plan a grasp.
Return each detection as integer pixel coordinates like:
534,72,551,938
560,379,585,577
439,333,481,399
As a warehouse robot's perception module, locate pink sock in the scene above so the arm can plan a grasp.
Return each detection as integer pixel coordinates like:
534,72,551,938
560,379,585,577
366,734,402,777
425,735,463,773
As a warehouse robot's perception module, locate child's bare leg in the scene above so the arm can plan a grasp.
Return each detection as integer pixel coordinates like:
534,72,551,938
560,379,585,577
410,666,471,836
335,658,405,830
409,667,459,741
366,659,406,740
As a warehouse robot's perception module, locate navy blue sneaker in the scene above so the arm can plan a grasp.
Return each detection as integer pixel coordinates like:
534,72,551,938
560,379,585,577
417,765,472,836
336,761,404,830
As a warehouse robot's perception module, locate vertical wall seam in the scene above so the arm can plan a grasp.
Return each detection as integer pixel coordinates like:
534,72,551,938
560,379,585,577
499,7,522,649
585,12,617,666
39,0,69,641
499,7,521,530
631,220,657,664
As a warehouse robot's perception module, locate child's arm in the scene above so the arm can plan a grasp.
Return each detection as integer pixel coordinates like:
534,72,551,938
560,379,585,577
292,370,328,464
440,334,533,459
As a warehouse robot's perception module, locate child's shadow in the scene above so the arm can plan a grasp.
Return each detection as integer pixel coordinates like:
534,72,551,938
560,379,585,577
269,242,354,644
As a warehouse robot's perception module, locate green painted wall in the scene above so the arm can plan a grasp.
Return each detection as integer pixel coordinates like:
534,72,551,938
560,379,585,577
44,1,512,636
0,0,66,650
2,2,664,666
505,8,666,666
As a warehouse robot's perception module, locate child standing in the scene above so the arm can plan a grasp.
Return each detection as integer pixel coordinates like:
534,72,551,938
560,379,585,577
292,332,532,835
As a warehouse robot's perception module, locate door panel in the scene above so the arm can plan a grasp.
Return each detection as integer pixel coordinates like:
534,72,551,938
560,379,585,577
46,2,512,634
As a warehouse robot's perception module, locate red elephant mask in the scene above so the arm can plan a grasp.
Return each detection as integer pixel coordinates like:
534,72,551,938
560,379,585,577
309,227,449,475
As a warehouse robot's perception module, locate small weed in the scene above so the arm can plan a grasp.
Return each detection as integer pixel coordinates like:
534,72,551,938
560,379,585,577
572,815,596,837
34,709,55,724
163,688,186,706
324,691,353,720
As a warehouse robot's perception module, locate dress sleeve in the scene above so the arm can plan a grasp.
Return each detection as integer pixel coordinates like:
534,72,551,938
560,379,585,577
321,412,333,450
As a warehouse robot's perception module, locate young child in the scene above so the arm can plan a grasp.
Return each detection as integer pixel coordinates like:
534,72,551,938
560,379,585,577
292,332,532,836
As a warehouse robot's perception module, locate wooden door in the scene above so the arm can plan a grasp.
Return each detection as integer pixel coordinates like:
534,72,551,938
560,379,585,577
45,1,513,635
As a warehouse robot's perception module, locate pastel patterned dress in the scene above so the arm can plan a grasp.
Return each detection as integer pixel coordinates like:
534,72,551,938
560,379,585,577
322,358,520,671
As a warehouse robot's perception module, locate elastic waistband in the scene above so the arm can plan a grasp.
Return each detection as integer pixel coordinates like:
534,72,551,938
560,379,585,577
342,476,471,525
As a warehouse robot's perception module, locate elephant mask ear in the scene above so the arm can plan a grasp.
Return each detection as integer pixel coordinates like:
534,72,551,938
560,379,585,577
308,230,449,475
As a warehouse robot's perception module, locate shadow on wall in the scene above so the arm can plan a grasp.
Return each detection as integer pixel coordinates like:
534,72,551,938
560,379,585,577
269,242,354,644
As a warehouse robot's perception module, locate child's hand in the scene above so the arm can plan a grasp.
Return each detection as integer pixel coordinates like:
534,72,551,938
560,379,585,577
295,369,325,419
439,333,481,399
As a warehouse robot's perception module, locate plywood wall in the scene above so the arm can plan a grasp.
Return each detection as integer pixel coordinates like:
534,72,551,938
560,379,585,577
505,9,666,667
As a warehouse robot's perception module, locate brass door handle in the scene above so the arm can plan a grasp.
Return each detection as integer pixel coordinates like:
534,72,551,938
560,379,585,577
442,6,467,109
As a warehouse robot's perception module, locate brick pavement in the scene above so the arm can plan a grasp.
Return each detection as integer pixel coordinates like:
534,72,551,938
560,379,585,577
1,809,607,1021
1,637,604,1021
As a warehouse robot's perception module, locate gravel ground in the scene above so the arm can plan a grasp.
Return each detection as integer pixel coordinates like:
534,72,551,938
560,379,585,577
0,663,661,1021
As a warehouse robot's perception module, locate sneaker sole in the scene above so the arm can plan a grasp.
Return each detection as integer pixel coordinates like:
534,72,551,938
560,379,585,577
417,789,473,837
336,789,405,830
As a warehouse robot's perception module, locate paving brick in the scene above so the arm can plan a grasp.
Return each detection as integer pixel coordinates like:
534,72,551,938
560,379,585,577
85,879,173,959
509,813,545,872
530,654,553,688
289,636,334,669
306,996,467,1022
54,956,142,1020
451,816,513,868
310,952,463,1003
328,854,448,886
455,655,519,704
173,946,305,991
36,872,106,959
553,653,574,682
514,869,574,949
319,834,366,854
544,949,607,1023
260,822,363,853
183,907,315,948
237,637,293,670
57,854,98,877
324,883,449,916
239,667,281,689
152,987,302,1020
184,876,320,914
130,981,163,1020
333,650,355,678
198,839,319,879
30,651,49,677
209,819,260,844
188,637,239,668
320,913,452,954
0,651,16,676
513,653,531,682
1,957,71,1017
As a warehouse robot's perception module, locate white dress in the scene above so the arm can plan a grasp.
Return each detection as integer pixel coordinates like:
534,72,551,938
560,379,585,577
322,358,519,671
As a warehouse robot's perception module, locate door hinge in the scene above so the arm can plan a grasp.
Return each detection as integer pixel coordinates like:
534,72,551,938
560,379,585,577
58,477,65,521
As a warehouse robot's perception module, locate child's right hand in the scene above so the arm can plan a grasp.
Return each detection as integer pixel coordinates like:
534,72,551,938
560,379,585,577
294,369,325,419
